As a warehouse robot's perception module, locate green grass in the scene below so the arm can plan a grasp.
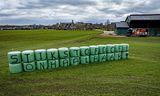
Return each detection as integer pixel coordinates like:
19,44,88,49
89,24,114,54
0,30,160,96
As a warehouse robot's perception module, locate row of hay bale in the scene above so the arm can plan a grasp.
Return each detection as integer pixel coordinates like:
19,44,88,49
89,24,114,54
7,44,129,73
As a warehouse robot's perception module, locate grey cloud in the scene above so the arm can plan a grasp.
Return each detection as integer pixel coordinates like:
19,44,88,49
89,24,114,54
50,0,96,6
102,0,123,5
0,13,16,17
99,0,160,17
0,0,160,24
123,0,160,13
18,0,96,9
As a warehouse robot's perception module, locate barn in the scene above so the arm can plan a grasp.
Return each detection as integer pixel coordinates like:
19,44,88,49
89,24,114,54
114,21,129,35
115,14,160,36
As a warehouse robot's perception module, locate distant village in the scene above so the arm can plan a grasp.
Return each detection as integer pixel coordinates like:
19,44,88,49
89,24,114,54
0,20,114,31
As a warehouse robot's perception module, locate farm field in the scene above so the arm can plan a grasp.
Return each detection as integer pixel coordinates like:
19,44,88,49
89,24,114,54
0,30,160,96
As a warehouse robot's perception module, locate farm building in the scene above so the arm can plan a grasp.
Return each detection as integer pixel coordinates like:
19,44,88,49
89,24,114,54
114,21,129,35
115,14,160,36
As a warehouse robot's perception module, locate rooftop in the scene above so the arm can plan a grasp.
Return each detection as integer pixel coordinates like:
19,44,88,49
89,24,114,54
126,14,160,21
115,21,129,28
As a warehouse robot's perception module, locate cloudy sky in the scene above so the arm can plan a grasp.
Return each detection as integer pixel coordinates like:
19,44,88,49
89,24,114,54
0,0,160,25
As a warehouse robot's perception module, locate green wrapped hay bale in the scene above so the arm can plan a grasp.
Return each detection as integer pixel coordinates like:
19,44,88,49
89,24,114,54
35,49,47,61
90,55,99,63
98,45,106,54
99,54,107,62
23,62,36,72
22,50,34,63
119,44,123,52
121,44,129,52
47,48,58,60
114,53,118,60
106,44,115,53
107,53,115,61
114,44,119,52
9,63,22,73
122,52,129,59
118,52,122,60
69,47,80,57
126,44,129,51
48,60,59,69
36,60,48,70
114,44,123,52
114,52,122,60
8,51,21,64
80,46,90,56
89,45,99,55
80,56,89,64
58,47,69,59
60,58,70,67
70,57,80,66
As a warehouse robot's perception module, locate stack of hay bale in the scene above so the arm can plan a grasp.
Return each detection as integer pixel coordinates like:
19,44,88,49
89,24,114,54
7,44,129,73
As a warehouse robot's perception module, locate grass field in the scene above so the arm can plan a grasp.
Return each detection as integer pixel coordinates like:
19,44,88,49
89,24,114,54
0,30,160,96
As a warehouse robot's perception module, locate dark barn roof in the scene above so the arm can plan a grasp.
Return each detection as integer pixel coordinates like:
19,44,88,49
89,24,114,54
115,21,129,28
126,14,160,28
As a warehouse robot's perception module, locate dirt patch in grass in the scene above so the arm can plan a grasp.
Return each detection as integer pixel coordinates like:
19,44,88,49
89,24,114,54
100,33,126,37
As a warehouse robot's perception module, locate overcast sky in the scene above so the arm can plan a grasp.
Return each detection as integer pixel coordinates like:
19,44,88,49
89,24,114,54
0,0,160,25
